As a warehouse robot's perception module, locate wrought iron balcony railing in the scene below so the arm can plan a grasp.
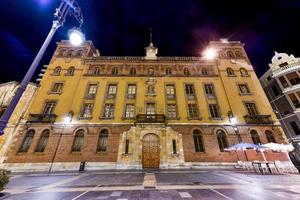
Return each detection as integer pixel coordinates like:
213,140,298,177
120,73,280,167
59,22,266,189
243,114,273,124
135,114,166,124
27,114,57,123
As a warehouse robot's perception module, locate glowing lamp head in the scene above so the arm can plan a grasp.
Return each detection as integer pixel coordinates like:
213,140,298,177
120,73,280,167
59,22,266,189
203,48,217,60
230,117,237,124
68,29,85,46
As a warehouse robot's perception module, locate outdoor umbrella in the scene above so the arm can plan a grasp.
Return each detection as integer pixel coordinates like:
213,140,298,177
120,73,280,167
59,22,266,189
261,143,294,162
225,143,261,161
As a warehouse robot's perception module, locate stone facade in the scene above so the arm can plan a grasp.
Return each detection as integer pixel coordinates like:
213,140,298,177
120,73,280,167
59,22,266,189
1,39,289,172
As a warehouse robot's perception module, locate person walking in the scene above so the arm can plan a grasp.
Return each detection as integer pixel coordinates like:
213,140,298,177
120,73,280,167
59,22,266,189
289,142,300,174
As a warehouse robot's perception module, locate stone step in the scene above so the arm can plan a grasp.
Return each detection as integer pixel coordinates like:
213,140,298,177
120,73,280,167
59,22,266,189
143,173,156,188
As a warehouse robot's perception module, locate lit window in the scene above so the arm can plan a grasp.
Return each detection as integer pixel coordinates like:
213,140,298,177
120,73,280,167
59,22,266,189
35,129,50,152
125,104,135,119
193,129,204,152
127,84,136,99
167,104,177,119
209,104,220,118
97,129,108,152
217,130,228,152
80,103,93,119
146,103,155,115
86,84,98,99
72,129,84,152
188,104,199,118
103,104,115,118
165,84,176,99
18,130,35,153
107,84,117,99
185,84,195,99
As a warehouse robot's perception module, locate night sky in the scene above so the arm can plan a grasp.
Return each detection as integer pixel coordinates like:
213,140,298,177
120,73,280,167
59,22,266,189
0,0,300,83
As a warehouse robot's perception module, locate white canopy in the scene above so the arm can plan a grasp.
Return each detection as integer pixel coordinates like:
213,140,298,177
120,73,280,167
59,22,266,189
261,143,294,152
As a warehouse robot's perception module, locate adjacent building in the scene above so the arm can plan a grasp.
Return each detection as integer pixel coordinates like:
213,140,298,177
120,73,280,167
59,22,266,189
2,39,287,172
260,52,300,141
0,81,37,163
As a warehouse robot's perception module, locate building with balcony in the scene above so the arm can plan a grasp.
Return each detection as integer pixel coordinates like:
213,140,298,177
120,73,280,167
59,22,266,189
260,52,300,141
1,39,288,172
0,81,37,163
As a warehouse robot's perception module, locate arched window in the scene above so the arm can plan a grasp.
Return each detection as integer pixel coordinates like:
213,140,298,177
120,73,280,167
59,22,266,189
202,68,208,75
67,67,75,76
18,130,35,153
226,68,235,76
166,68,172,75
193,129,204,152
58,49,66,56
130,68,136,76
67,50,74,57
112,67,118,75
35,129,50,152
184,68,190,76
227,51,235,58
235,51,243,58
53,66,61,75
148,68,154,75
216,130,228,152
240,68,248,76
265,130,276,143
94,67,100,75
97,129,109,152
250,130,261,145
72,129,84,152
77,50,83,57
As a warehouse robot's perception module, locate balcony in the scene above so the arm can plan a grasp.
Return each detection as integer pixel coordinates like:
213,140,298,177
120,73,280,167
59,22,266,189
243,115,273,124
27,114,57,123
135,114,166,124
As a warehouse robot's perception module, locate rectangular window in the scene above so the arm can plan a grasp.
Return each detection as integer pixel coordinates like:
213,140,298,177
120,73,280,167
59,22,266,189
125,104,135,119
167,104,177,119
204,84,215,98
271,85,280,97
51,83,63,93
209,104,221,118
127,84,136,99
245,103,258,116
172,139,177,154
146,103,155,119
43,101,56,114
279,77,289,88
238,84,250,95
288,93,300,108
80,103,93,119
125,139,129,154
103,104,115,118
86,84,98,99
185,84,195,99
166,84,176,99
290,121,300,135
188,104,199,118
107,84,117,99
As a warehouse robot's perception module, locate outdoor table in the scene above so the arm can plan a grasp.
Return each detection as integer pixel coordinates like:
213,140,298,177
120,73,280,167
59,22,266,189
252,161,279,174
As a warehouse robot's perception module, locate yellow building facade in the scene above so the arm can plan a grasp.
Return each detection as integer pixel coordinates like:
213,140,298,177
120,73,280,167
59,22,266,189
2,39,287,172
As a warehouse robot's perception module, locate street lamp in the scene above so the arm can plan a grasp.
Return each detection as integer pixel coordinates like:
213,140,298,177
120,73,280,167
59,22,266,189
0,0,84,135
228,111,242,143
202,47,217,60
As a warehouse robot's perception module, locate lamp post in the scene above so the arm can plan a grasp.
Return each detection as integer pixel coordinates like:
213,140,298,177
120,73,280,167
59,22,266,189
228,111,242,143
0,0,84,135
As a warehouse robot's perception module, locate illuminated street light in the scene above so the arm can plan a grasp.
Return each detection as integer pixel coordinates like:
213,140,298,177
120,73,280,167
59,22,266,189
69,29,85,46
0,0,84,135
203,48,217,60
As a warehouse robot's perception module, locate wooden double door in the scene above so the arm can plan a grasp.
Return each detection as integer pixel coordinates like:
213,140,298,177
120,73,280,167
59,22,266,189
142,134,160,168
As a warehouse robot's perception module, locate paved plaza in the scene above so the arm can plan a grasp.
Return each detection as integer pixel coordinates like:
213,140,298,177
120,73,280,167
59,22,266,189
3,169,300,200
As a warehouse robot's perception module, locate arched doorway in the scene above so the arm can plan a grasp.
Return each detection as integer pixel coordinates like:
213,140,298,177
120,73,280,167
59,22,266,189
142,133,160,168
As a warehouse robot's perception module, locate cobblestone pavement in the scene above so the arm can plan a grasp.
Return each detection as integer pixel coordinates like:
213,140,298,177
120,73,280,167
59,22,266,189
3,169,300,200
